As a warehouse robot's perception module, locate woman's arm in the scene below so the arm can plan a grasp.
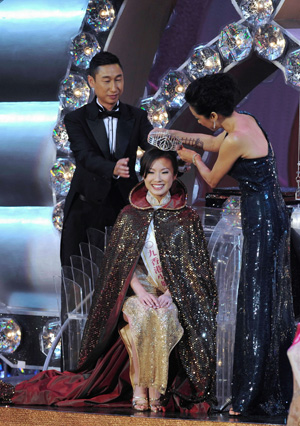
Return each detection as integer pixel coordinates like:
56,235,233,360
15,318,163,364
130,272,160,308
177,133,244,188
172,129,227,153
149,127,227,153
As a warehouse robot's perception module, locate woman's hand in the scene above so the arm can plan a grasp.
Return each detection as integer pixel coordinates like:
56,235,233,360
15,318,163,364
137,288,160,308
177,146,201,164
158,293,172,308
157,289,172,308
130,273,160,308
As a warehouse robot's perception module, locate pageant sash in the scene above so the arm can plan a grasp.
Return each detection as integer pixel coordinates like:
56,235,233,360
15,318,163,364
141,220,167,291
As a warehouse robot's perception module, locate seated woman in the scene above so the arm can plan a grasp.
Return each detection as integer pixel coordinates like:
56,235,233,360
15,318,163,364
0,148,217,412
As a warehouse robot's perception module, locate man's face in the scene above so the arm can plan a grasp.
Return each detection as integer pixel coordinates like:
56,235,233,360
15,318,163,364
88,63,124,110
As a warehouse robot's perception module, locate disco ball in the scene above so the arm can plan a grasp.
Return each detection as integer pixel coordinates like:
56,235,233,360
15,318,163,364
39,320,61,359
50,158,76,197
59,74,90,111
70,32,101,69
86,0,116,33
140,97,169,128
284,49,300,90
52,120,71,155
239,0,274,26
254,24,286,61
52,200,65,232
221,195,242,226
0,318,21,354
186,46,222,79
160,70,190,109
218,22,253,63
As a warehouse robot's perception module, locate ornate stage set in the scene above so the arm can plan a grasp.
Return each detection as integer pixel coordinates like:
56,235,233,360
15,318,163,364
0,0,300,425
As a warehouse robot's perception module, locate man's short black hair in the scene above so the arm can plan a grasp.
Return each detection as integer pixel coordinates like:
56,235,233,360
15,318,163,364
88,52,123,79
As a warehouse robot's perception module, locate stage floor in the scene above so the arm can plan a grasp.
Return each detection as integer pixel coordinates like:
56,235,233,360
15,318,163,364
0,404,288,426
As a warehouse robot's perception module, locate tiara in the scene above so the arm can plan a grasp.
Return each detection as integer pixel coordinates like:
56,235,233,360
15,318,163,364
148,131,182,151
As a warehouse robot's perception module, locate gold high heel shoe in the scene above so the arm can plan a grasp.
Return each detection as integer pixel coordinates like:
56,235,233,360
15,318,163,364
149,397,163,412
132,395,149,411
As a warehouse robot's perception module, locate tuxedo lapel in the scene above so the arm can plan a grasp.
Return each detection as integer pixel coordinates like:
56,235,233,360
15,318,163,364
85,99,111,160
87,118,111,160
115,103,135,159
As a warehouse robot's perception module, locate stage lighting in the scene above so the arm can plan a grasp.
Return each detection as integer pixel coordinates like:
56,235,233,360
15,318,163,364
86,0,116,33
254,24,286,61
52,200,65,232
186,46,222,79
0,318,21,354
140,97,169,128
70,32,101,69
218,22,253,63
239,0,275,26
160,70,190,109
59,74,90,111
52,120,71,156
39,320,61,359
284,48,300,89
50,158,76,198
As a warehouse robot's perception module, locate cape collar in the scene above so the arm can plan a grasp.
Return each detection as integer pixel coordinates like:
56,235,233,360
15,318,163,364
129,179,187,211
146,191,171,208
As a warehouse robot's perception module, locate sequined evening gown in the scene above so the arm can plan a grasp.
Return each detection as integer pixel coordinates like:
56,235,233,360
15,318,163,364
228,113,296,415
120,264,183,395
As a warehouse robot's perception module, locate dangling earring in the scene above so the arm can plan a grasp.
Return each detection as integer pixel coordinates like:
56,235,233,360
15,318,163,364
213,121,216,130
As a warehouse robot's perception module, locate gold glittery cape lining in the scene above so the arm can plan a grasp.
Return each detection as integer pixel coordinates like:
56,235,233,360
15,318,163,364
77,184,217,405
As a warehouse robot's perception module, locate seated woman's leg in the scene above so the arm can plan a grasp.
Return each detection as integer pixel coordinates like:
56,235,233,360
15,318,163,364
123,313,148,411
149,387,163,412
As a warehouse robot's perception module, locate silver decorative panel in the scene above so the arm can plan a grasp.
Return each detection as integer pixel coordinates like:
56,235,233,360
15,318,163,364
0,207,61,315
0,102,58,206
0,0,89,101
0,0,89,317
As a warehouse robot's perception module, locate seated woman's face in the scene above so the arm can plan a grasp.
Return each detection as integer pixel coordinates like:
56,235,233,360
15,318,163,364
144,157,176,202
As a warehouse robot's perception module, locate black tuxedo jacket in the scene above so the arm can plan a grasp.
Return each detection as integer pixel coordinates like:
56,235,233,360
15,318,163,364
64,97,152,221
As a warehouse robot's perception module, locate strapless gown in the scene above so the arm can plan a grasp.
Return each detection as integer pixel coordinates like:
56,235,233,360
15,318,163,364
228,113,296,415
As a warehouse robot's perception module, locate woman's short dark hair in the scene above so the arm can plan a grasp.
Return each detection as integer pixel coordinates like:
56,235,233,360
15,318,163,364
185,73,240,118
140,148,178,178
88,52,123,79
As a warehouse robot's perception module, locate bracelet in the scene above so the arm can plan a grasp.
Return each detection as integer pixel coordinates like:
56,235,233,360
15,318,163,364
192,153,200,165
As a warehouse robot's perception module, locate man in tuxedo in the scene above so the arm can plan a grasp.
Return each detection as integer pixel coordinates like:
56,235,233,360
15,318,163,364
61,51,152,267
60,52,152,369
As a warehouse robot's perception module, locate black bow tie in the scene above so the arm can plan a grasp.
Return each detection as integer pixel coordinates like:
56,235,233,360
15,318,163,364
98,109,120,119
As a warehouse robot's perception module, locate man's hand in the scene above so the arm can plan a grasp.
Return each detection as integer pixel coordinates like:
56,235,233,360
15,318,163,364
113,157,130,178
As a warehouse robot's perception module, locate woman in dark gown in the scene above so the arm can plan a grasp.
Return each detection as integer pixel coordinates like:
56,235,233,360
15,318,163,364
154,73,296,415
